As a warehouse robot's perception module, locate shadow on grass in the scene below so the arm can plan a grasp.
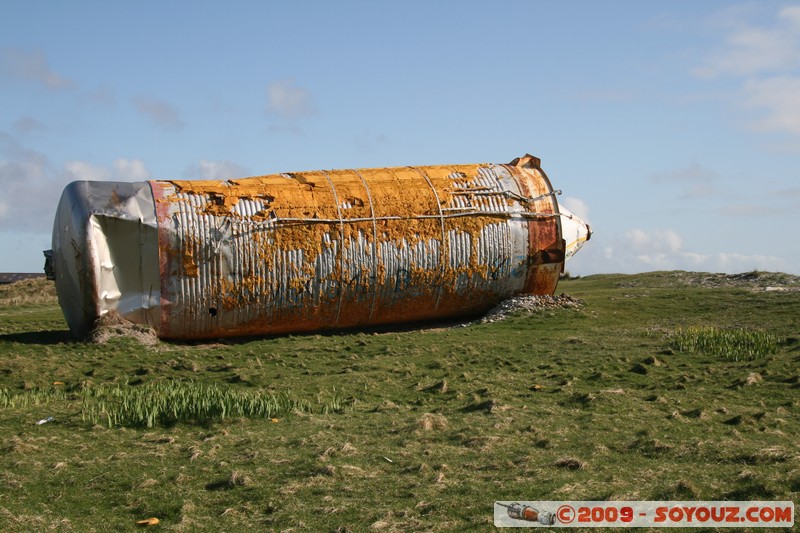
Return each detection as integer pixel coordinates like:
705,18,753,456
161,315,483,347
0,330,73,345
723,481,776,500
0,310,492,347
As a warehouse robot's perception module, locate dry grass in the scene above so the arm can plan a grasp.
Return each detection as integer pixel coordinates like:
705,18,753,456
417,413,449,431
0,277,56,306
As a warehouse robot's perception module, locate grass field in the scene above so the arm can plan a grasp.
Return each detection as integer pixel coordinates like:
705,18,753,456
0,272,798,531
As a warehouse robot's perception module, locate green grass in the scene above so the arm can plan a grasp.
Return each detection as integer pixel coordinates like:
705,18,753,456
79,381,350,428
670,326,778,361
0,272,798,531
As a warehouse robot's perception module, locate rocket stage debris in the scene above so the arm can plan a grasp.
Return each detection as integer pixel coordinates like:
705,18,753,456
45,154,591,339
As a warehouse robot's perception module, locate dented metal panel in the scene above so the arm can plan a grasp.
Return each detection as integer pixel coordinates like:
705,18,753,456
49,154,591,339
50,181,161,338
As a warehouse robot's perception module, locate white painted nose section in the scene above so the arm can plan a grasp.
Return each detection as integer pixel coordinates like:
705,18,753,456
559,205,591,260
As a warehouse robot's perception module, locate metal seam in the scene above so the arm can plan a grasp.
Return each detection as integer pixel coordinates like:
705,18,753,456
322,171,347,326
257,211,558,224
353,169,379,320
411,166,448,312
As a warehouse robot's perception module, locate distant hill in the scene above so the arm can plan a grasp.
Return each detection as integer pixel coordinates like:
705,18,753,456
0,273,44,285
574,270,800,290
0,276,55,306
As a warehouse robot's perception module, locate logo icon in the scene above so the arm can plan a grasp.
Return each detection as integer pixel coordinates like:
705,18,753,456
497,502,556,525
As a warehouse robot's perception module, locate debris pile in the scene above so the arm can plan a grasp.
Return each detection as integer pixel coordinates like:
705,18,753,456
87,310,158,346
475,293,584,324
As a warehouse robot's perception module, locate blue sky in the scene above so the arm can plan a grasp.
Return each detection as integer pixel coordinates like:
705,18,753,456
1,1,799,275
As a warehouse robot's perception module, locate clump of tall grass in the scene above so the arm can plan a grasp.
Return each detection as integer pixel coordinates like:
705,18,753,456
0,386,67,409
670,326,777,361
0,381,352,428
82,380,351,428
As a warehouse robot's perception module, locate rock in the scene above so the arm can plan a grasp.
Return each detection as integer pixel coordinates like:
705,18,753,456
470,294,584,325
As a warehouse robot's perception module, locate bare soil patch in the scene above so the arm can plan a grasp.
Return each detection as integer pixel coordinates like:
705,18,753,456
87,310,158,345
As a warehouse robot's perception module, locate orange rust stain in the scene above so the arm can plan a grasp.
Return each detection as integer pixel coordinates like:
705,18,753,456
182,252,199,278
504,160,564,294
152,158,565,339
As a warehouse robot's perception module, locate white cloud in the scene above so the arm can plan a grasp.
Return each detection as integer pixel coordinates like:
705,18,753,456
0,133,58,231
560,196,591,224
183,159,249,181
132,95,184,131
113,158,151,181
64,160,110,182
567,227,787,276
713,252,785,271
0,47,73,89
694,6,800,79
0,133,154,232
626,228,683,254
695,6,800,137
266,79,316,120
779,5,800,30
0,133,48,176
743,76,800,134
64,158,152,182
695,28,797,79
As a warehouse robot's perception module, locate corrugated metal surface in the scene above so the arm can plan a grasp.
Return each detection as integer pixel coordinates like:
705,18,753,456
150,155,567,339
49,154,590,339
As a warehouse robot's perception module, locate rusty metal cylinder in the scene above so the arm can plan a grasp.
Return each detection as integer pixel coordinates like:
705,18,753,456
50,154,581,339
